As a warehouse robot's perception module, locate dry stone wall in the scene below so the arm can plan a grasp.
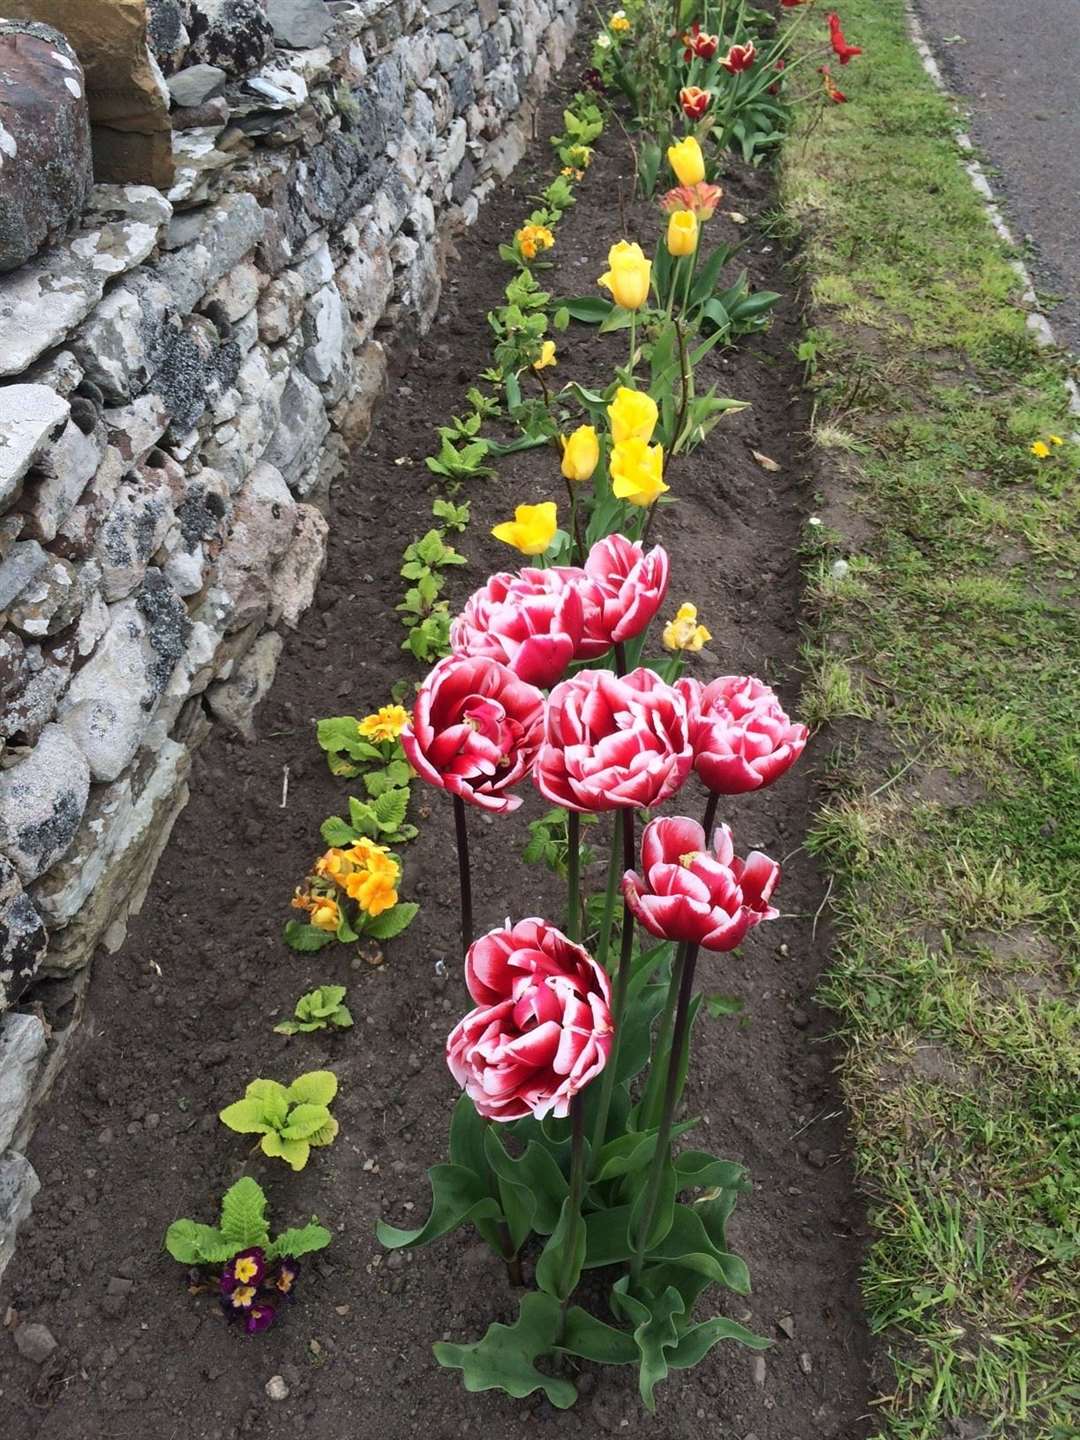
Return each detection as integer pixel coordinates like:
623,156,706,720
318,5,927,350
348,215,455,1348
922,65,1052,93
0,0,580,1277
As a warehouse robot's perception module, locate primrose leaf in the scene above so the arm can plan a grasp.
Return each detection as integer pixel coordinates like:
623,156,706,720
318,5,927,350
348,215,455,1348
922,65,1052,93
372,787,409,832
266,1223,332,1262
363,901,419,940
287,1070,338,1107
309,985,347,1016
261,1132,311,1170
219,1099,276,1135
164,1219,239,1265
284,921,337,952
282,1102,333,1140
308,1115,339,1148
219,1177,270,1248
246,1080,290,1124
332,1005,354,1028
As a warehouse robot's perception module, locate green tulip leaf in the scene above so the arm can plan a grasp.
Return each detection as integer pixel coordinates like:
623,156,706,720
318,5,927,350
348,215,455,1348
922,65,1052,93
434,1292,577,1409
668,1315,770,1369
611,1278,686,1412
675,1150,748,1193
534,1195,586,1303
557,1307,637,1366
376,1164,503,1251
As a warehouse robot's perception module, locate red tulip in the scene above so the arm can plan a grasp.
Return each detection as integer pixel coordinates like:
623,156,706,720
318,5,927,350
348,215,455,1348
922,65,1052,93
577,535,670,657
682,22,719,61
720,42,756,74
827,12,862,64
679,85,712,120
451,567,585,688
819,65,848,103
623,816,780,951
447,918,613,1121
401,654,544,814
534,667,692,812
677,675,807,795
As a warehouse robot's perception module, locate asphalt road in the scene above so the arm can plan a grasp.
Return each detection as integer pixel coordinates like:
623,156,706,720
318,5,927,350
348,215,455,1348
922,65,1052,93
914,0,1080,353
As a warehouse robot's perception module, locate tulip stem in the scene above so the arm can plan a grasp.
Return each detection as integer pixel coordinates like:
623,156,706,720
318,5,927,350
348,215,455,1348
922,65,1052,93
672,317,692,455
590,809,636,1164
566,808,582,942
497,1221,524,1287
636,945,681,1133
628,310,637,377
630,940,700,1285
452,795,474,961
702,789,719,839
563,475,586,565
594,811,623,975
558,1094,588,1322
613,641,628,676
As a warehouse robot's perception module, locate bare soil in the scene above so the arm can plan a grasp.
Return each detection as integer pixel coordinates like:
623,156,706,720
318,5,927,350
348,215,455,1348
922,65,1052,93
0,33,874,1440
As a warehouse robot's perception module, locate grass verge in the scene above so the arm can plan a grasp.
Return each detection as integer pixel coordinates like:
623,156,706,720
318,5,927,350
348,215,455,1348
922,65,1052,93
778,2,1079,1436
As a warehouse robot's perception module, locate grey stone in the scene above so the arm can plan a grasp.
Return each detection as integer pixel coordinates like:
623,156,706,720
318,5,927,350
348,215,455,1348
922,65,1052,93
8,557,93,640
0,1151,40,1283
0,385,71,507
0,1012,46,1152
70,272,174,404
103,394,171,472
0,857,48,1009
155,192,264,315
257,270,306,342
265,0,334,49
207,630,283,740
166,64,227,109
93,468,178,602
0,540,48,610
15,419,106,544
58,574,190,782
146,0,190,73
84,184,173,231
301,283,348,390
0,23,93,272
263,370,329,491
269,503,328,628
31,775,133,928
13,1321,57,1365
185,0,275,75
214,462,297,631
204,260,262,323
0,723,90,883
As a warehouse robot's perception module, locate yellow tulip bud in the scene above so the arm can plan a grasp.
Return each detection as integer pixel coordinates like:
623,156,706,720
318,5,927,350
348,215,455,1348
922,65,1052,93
560,424,600,482
610,438,668,507
607,386,658,445
667,135,705,187
533,339,557,370
662,603,712,653
598,240,652,311
667,209,698,258
491,501,559,555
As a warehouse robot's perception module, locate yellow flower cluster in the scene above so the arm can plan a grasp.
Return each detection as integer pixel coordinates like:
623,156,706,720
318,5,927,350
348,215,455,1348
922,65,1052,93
517,223,555,261
607,387,668,507
609,9,630,32
663,603,712,653
357,704,410,743
1030,435,1064,458
294,839,401,929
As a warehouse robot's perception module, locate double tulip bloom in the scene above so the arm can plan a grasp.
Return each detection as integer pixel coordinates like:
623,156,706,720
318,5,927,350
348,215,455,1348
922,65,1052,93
623,817,780,952
661,182,723,221
401,654,545,813
447,919,613,1121
599,240,652,310
678,674,808,795
534,667,692,812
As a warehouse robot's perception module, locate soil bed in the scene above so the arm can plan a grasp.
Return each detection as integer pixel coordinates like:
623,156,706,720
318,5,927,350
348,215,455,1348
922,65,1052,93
1,32,873,1440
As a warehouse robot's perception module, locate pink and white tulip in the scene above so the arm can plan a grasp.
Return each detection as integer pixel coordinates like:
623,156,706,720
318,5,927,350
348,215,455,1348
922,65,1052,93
451,568,584,689
677,675,808,795
576,535,670,657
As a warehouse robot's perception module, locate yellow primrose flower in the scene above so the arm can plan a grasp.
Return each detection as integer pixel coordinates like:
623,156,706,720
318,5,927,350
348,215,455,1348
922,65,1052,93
357,704,410,743
491,501,559,555
607,386,658,445
1050,434,1064,445
610,438,668,507
533,339,557,370
668,135,705,187
517,223,555,261
315,848,352,880
310,896,342,932
610,9,630,31
567,143,593,168
561,424,600,482
663,603,712,653
346,837,395,870
667,209,698,258
599,240,652,311
345,867,399,917
560,166,585,180
1030,440,1051,458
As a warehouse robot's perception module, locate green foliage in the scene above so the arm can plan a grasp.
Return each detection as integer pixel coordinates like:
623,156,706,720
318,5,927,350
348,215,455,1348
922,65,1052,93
425,433,493,481
165,1177,331,1266
219,1072,340,1171
523,809,597,878
400,528,467,580
432,496,470,531
274,984,353,1035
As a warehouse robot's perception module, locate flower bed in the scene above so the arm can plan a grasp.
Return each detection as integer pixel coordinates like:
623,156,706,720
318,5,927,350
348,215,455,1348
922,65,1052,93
0,10,876,1437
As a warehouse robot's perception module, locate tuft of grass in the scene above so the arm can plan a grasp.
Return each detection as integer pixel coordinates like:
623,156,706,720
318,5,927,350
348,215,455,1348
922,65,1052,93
782,2,1080,1437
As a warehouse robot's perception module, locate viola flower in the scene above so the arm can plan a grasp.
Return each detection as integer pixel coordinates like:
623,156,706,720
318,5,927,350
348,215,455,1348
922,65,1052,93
532,339,557,371
447,918,613,1121
720,42,755,73
819,66,847,103
268,1258,300,1299
452,568,585,688
534,667,692,812
663,602,711,653
667,135,705,186
221,1282,259,1315
357,704,410,743
677,674,808,794
683,22,719,61
577,534,670,654
623,816,781,951
607,386,658,444
221,1247,266,1293
679,85,712,120
243,1300,277,1335
667,208,698,257
561,424,600,483
660,181,724,220
610,437,668,507
827,12,862,64
582,67,605,94
491,501,558,555
598,240,652,310
402,654,545,812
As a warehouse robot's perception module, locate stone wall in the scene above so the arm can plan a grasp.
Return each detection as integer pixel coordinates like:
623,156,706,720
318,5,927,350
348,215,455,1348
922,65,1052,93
0,0,579,1278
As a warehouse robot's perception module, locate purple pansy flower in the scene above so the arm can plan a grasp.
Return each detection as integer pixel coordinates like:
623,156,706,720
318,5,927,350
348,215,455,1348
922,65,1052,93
221,1246,266,1293
268,1257,300,1299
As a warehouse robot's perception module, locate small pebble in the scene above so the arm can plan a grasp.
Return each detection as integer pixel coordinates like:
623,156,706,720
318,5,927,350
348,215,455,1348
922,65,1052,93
798,1351,813,1375
751,1354,766,1389
265,1375,290,1401
14,1323,57,1365
777,1314,795,1340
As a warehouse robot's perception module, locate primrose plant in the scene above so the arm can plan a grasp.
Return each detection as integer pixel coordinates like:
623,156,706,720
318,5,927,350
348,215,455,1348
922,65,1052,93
219,1070,339,1171
275,985,353,1036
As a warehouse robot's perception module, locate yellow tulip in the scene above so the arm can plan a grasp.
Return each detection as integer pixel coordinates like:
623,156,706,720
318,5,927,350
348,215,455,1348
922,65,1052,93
667,209,698,258
533,339,557,370
663,603,712,653
598,240,651,311
607,386,658,445
357,704,410,743
668,135,705,187
610,438,668,507
561,424,600,482
491,501,559,554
